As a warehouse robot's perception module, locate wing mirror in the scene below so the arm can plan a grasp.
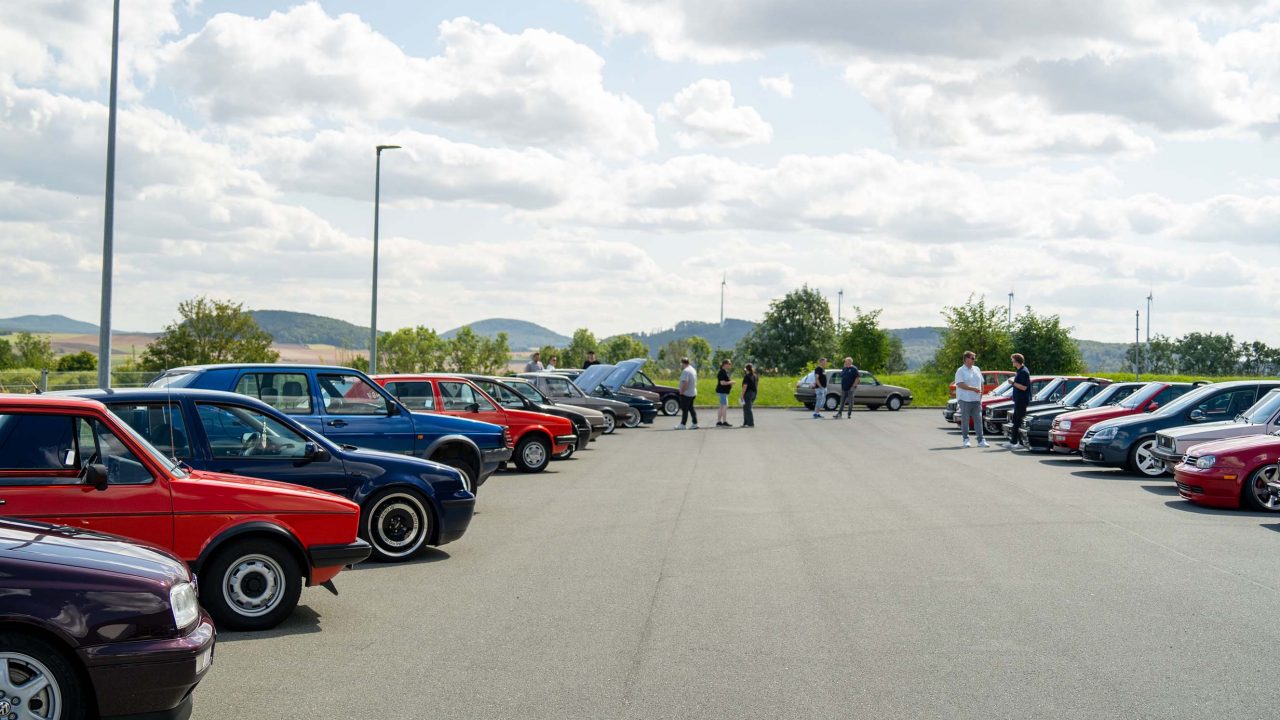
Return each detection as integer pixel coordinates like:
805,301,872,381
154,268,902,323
304,442,332,463
386,404,400,417
1189,408,1206,422
466,403,480,413
83,463,109,491
1145,402,1159,412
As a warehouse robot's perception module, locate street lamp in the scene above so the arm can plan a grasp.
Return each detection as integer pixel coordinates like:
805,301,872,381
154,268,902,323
97,0,121,389
368,144,402,374
837,289,843,327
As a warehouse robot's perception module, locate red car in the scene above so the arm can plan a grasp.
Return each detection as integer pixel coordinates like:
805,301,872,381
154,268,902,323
374,374,577,473
0,394,369,631
948,370,1013,399
1174,433,1280,511
1048,381,1193,452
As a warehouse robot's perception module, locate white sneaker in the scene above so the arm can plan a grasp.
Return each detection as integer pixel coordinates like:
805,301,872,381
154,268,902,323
962,439,971,448
691,424,700,429
675,424,686,430
977,440,989,448
1002,442,1023,450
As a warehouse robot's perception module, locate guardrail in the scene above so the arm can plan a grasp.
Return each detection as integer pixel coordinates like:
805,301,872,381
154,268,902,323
0,370,160,393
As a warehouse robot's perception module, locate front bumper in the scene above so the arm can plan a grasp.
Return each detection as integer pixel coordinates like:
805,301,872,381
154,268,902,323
639,407,657,424
554,433,579,454
309,538,373,568
1174,466,1242,508
437,490,476,545
1150,446,1185,471
1080,440,1127,466
480,446,513,481
1049,429,1085,452
85,614,215,720
943,405,957,422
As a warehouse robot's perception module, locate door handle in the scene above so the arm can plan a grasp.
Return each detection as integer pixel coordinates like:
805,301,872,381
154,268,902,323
327,420,348,428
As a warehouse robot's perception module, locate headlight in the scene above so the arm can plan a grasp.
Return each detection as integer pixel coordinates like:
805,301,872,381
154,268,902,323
1058,420,1072,430
170,582,199,629
1194,455,1217,469
1092,426,1117,441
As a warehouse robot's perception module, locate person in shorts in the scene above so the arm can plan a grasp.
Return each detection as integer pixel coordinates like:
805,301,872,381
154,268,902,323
715,359,734,427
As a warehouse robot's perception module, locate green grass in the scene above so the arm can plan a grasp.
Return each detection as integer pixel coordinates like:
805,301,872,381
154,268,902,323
691,372,953,407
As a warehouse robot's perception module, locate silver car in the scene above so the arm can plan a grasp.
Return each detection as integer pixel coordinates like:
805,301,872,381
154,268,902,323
1152,388,1280,470
794,370,913,411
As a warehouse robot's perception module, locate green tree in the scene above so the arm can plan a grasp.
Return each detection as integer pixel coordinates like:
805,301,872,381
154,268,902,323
656,336,713,374
560,328,599,369
927,296,1013,374
1010,307,1085,374
599,334,649,363
444,327,484,373
737,286,836,374
1125,333,1179,374
379,326,447,373
14,332,56,370
538,344,562,368
141,297,279,371
1177,332,1238,375
475,332,512,375
0,338,16,369
1238,341,1280,376
837,307,893,373
55,351,98,372
886,335,908,373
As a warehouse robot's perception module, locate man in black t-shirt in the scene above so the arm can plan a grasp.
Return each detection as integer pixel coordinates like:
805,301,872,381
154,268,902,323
582,351,600,369
812,358,829,418
715,359,734,427
1004,353,1031,449
834,357,860,419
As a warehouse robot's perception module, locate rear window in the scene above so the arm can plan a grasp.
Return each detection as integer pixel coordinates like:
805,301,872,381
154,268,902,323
384,381,436,411
234,372,313,414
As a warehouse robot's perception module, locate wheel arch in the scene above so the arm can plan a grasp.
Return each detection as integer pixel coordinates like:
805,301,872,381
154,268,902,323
193,521,311,585
423,434,482,470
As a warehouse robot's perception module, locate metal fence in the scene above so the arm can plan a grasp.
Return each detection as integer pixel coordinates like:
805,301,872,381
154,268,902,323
0,370,160,394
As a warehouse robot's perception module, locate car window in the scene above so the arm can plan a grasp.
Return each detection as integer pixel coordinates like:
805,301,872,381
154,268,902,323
81,417,154,485
384,381,436,411
107,403,193,460
478,381,525,409
546,377,575,398
860,372,879,386
234,372,313,414
318,374,390,415
633,372,655,388
510,380,547,403
1197,388,1259,419
439,382,496,412
1241,389,1280,425
196,403,309,459
0,413,80,482
983,373,1002,386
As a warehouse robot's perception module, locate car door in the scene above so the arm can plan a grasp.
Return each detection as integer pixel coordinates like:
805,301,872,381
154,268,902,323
314,372,416,453
190,401,355,499
855,372,885,402
0,409,173,548
232,371,321,434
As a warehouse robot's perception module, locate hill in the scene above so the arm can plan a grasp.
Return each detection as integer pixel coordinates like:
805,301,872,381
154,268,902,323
0,314,99,334
887,327,943,371
885,327,1134,372
629,319,757,355
442,318,570,350
249,310,369,349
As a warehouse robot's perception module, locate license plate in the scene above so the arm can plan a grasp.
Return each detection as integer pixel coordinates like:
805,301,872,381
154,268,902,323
196,646,213,673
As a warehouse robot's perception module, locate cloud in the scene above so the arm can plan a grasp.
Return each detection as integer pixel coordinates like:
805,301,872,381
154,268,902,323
759,73,793,97
657,80,773,148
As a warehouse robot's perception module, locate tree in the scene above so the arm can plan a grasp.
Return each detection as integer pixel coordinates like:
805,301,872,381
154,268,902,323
560,328,599,369
927,296,1013,374
379,326,446,373
1010,307,1085,374
1126,333,1179,374
474,332,512,375
1177,332,1238,375
1238,341,1280,376
141,297,279,371
886,335,908,373
599,335,649,363
14,332,56,370
55,351,98,372
655,336,713,374
537,344,561,367
737,286,836,375
0,338,16,369
442,328,511,374
837,307,893,373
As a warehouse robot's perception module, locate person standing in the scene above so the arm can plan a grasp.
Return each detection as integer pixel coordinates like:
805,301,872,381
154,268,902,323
812,358,829,418
954,351,988,448
582,351,600,369
833,357,860,419
546,355,558,371
740,363,758,428
675,357,699,430
1004,353,1031,450
524,352,544,373
715,359,734,427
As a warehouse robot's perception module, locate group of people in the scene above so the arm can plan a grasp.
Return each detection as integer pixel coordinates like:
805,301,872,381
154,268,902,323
953,351,1032,450
524,350,601,372
807,357,862,419
674,357,758,429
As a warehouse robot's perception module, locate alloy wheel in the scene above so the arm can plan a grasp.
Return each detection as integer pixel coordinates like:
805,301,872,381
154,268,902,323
0,652,62,720
1247,464,1280,511
1132,439,1167,477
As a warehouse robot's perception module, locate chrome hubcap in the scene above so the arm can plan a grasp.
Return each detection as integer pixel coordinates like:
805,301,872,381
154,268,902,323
1,653,61,720
603,415,615,433
523,441,547,468
373,495,422,553
225,554,285,617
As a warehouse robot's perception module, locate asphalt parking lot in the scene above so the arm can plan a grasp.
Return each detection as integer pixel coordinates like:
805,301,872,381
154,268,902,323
194,408,1280,719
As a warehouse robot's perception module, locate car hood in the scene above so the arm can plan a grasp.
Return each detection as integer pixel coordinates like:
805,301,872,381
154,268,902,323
541,402,604,420
339,446,466,484
505,408,573,432
409,411,504,437
1059,406,1137,425
0,517,188,585
175,469,360,515
1182,433,1280,456
1161,419,1263,443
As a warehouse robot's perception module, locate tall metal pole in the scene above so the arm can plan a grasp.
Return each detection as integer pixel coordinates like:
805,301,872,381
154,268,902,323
719,273,725,326
368,144,401,374
97,0,121,389
837,289,843,327
1146,291,1152,371
1007,291,1014,325
1134,310,1140,381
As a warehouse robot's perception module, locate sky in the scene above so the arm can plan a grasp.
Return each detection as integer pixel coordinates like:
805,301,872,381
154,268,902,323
2,1,1279,344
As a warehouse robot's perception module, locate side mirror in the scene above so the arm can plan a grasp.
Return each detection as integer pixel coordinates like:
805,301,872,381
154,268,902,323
1145,402,1159,412
387,404,400,417
304,442,332,463
1189,409,1206,422
466,403,480,414
83,463,109,491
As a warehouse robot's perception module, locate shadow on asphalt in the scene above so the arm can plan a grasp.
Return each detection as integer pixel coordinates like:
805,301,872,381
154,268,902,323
1038,458,1081,467
927,446,967,451
1141,484,1180,497
1259,523,1280,533
1165,500,1278,518
350,547,451,572
217,605,322,642
1071,469,1144,480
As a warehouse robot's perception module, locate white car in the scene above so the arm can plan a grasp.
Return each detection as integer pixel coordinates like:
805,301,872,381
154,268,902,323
1152,388,1280,470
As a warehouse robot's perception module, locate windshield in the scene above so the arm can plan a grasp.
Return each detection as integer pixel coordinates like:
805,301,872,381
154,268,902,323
1033,379,1066,402
509,379,548,403
149,370,193,388
988,380,1012,396
107,412,189,478
1059,383,1094,406
1151,384,1216,416
1241,389,1280,424
1119,381,1165,409
1086,383,1133,409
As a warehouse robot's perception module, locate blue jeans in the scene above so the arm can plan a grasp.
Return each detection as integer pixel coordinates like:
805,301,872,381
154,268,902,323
814,387,827,413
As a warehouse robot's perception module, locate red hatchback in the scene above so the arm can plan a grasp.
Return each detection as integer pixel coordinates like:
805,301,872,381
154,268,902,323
1049,382,1193,452
375,374,578,473
1174,433,1280,511
0,394,369,631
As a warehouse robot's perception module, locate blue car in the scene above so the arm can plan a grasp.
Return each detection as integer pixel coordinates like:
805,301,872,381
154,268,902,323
149,364,511,492
69,388,476,562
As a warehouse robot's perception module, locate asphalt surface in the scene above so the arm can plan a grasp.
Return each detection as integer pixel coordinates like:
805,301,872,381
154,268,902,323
194,408,1280,719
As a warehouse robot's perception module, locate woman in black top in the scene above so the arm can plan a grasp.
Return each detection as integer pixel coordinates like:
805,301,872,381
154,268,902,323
716,359,734,427
740,363,758,428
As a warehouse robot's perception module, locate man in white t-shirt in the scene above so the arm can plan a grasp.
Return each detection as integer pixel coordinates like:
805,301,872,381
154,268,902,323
675,357,699,430
954,350,988,448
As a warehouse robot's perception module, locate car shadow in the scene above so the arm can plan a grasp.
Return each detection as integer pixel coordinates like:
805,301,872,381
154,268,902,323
216,605,323,642
1165,500,1280,519
1260,523,1280,533
1141,484,1180,497
1039,458,1082,467
351,547,451,571
927,446,967,451
1070,469,1147,481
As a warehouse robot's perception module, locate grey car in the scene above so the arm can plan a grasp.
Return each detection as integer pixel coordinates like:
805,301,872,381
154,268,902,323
794,370,914,412
518,372,637,434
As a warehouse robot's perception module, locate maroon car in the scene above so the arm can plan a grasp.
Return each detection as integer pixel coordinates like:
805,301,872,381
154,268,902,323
0,516,215,719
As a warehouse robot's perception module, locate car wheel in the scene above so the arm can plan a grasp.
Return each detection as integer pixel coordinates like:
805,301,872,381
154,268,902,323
662,396,680,416
0,632,86,720
553,445,574,460
514,435,551,473
202,538,302,631
601,412,617,435
1127,437,1167,477
622,410,642,428
363,490,433,562
1241,464,1280,512
824,394,840,411
886,395,903,411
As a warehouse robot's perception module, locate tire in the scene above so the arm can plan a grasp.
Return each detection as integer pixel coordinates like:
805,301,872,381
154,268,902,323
434,455,477,495
803,402,815,410
201,538,302,631
662,396,680,416
622,410,642,428
514,435,551,473
1127,437,1167,477
601,412,617,435
868,404,882,411
824,394,840,412
554,445,575,460
0,632,86,720
362,489,433,562
1241,464,1280,512
886,395,903,411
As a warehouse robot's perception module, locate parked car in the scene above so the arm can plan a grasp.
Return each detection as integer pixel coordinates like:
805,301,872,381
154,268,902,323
0,517,216,719
1017,381,1145,451
984,376,1105,436
150,364,511,492
374,374,578,473
1173,433,1280,511
491,376,609,444
1152,388,1280,471
1081,380,1280,477
71,388,475,563
0,394,369,630
973,375,1058,434
948,370,1013,399
943,380,1013,425
464,374,602,454
1049,381,1198,454
573,364,660,426
549,368,583,382
600,359,682,416
794,370,914,411
518,372,637,433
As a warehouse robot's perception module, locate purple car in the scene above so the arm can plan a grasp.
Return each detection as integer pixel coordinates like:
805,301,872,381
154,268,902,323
0,516,215,719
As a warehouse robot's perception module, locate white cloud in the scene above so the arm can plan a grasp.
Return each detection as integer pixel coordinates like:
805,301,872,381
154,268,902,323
759,73,793,97
658,80,773,148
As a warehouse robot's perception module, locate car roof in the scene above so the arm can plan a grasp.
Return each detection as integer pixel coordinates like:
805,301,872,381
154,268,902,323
0,393,106,411
162,363,361,373
372,373,468,381
57,387,277,407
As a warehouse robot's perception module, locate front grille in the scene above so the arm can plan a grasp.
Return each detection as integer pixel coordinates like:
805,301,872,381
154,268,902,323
1176,482,1204,494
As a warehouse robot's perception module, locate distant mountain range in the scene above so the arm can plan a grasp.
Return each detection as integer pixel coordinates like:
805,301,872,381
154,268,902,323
629,319,757,355
0,314,101,334
248,310,368,348
443,318,571,350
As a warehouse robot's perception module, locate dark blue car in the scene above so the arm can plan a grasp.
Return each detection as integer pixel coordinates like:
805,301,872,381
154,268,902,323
148,364,511,492
70,388,476,563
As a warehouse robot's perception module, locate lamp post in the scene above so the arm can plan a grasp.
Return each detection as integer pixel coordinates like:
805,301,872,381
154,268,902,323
1146,291,1152,372
97,0,121,389
368,144,401,374
1007,290,1014,326
837,289,843,327
1134,310,1141,381
720,273,726,326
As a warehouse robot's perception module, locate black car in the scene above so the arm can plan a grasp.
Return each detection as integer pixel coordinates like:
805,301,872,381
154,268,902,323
983,376,1099,436
1017,381,1145,450
464,375,599,457
0,517,215,719
1081,380,1280,477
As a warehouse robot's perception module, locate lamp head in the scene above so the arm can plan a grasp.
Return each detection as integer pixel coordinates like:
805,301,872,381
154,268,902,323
376,144,402,153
